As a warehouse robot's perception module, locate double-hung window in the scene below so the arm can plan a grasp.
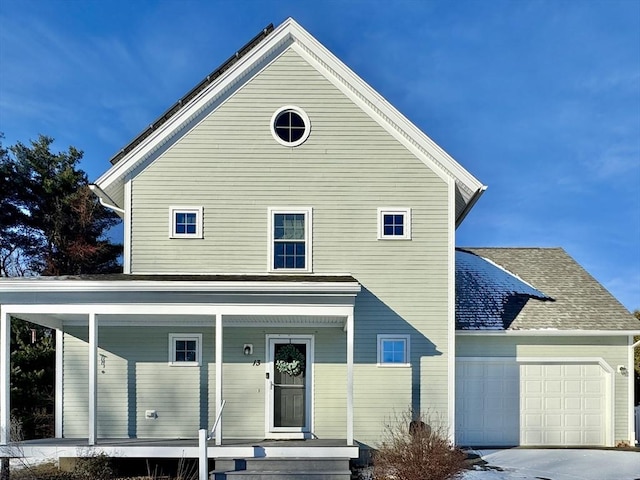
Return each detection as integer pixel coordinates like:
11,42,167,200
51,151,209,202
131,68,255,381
268,207,312,272
169,206,203,238
377,207,411,240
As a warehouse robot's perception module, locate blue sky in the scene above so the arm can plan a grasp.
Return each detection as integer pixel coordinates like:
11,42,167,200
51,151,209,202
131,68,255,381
1,1,638,311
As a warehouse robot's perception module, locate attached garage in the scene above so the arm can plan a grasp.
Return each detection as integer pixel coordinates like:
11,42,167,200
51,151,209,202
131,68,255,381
456,358,611,447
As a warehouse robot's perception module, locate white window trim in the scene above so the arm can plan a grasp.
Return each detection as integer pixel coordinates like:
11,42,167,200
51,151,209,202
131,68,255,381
169,206,203,239
268,207,313,273
270,105,311,147
377,207,411,240
168,333,202,367
377,334,411,367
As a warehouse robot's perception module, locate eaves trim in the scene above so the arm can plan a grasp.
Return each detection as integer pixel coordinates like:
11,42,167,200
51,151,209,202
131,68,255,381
456,329,640,336
0,280,361,295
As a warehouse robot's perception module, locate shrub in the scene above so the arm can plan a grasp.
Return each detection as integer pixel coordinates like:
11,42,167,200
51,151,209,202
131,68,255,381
74,454,114,480
373,410,466,480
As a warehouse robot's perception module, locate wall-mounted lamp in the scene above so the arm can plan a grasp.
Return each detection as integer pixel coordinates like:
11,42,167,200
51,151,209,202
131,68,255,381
243,344,253,356
617,365,628,375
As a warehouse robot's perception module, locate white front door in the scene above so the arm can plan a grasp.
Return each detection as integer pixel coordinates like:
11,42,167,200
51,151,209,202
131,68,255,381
266,335,313,438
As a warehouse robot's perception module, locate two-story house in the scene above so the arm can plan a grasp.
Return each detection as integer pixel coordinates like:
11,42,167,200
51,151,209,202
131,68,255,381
1,18,638,467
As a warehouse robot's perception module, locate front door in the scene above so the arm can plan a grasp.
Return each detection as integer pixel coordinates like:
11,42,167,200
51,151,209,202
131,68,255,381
266,335,313,437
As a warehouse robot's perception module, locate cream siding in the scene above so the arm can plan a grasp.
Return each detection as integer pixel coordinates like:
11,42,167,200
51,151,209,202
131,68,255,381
63,326,215,439
456,335,630,444
123,47,451,446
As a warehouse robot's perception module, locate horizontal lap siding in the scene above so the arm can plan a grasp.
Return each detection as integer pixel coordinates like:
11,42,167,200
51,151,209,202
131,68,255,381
63,326,215,439
456,336,630,443
130,49,450,446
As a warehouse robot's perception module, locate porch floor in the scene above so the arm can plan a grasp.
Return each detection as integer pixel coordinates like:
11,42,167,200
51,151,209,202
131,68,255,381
1,438,360,460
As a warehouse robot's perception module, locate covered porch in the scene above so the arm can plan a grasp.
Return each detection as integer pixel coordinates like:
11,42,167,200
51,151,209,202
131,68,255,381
0,275,361,460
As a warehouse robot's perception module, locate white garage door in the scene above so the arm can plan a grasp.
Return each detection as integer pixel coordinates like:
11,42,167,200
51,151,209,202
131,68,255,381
456,359,520,446
520,363,607,446
456,359,608,447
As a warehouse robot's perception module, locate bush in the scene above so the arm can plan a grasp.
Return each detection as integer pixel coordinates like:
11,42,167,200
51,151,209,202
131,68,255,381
373,410,466,480
74,454,114,480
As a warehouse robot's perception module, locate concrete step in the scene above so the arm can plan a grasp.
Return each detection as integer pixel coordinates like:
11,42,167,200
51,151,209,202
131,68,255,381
212,471,351,480
215,457,349,472
211,457,352,480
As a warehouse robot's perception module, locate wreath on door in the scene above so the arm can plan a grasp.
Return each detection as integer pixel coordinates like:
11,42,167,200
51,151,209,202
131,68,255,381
275,344,305,377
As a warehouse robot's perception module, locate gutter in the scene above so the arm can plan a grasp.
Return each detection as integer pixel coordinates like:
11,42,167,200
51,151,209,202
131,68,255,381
455,184,487,228
89,184,125,217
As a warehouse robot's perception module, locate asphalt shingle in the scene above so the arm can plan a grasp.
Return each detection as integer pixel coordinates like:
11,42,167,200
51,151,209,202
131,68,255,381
456,247,639,331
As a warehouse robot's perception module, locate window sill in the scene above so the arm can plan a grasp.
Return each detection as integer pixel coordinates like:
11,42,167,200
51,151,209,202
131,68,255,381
376,363,411,368
168,362,201,367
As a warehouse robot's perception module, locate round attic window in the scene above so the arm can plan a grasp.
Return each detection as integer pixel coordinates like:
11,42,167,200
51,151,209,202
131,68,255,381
270,106,310,147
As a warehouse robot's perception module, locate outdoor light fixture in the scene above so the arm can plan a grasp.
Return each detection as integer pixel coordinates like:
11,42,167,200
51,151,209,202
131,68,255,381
243,344,253,356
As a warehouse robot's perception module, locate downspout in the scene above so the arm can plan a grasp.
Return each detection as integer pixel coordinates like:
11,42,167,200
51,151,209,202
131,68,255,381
89,184,125,216
631,337,639,445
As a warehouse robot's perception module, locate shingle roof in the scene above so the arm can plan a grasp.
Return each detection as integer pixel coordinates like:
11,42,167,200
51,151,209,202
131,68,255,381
456,247,640,331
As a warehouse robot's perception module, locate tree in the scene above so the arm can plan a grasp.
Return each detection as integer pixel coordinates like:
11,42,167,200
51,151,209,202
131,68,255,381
0,135,122,444
3,135,121,276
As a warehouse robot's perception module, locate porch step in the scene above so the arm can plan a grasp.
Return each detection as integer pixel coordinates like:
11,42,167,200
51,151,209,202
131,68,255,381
211,457,351,480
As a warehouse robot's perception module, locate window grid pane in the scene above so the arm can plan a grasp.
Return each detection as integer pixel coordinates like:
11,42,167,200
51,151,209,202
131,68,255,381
383,214,404,237
175,338,198,362
382,339,406,363
273,212,306,269
275,111,306,143
175,212,197,235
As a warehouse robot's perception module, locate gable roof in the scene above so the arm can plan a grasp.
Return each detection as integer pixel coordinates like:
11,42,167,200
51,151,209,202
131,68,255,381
456,247,640,332
93,18,485,225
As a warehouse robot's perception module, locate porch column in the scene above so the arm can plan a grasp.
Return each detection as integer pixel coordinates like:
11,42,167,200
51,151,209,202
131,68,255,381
0,309,9,445
55,329,64,438
346,313,354,445
88,313,98,445
215,313,223,445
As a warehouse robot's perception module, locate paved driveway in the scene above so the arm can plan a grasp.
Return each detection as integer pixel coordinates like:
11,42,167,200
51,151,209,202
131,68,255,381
462,448,640,480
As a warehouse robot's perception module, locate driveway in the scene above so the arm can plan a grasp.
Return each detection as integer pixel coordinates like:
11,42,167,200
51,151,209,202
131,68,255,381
462,448,640,480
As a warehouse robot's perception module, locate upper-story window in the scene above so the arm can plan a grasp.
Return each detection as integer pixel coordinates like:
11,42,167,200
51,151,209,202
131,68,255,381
268,207,313,272
377,334,410,367
377,207,411,240
270,106,311,147
169,206,203,238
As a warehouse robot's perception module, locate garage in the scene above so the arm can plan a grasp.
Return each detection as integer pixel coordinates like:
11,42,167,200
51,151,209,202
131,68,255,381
456,358,610,447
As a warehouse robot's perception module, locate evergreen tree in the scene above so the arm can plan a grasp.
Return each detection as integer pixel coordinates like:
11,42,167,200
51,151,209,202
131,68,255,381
0,134,122,442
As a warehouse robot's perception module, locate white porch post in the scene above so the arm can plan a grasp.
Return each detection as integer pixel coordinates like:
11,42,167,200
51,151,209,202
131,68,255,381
215,313,223,445
55,328,64,438
88,313,98,445
346,312,354,445
0,309,10,445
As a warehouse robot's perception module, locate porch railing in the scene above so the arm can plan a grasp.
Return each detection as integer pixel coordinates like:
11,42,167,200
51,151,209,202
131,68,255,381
200,399,226,480
208,399,226,441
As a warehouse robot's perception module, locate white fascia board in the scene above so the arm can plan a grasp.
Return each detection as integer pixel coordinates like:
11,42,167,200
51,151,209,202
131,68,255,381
0,279,361,294
456,329,640,336
285,19,485,196
3,304,357,319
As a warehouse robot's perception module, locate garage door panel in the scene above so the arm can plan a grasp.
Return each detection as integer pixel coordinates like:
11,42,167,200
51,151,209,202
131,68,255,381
456,360,520,446
520,363,606,446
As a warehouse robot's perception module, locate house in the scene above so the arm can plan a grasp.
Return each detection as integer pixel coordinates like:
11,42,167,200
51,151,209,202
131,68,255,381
1,18,638,467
